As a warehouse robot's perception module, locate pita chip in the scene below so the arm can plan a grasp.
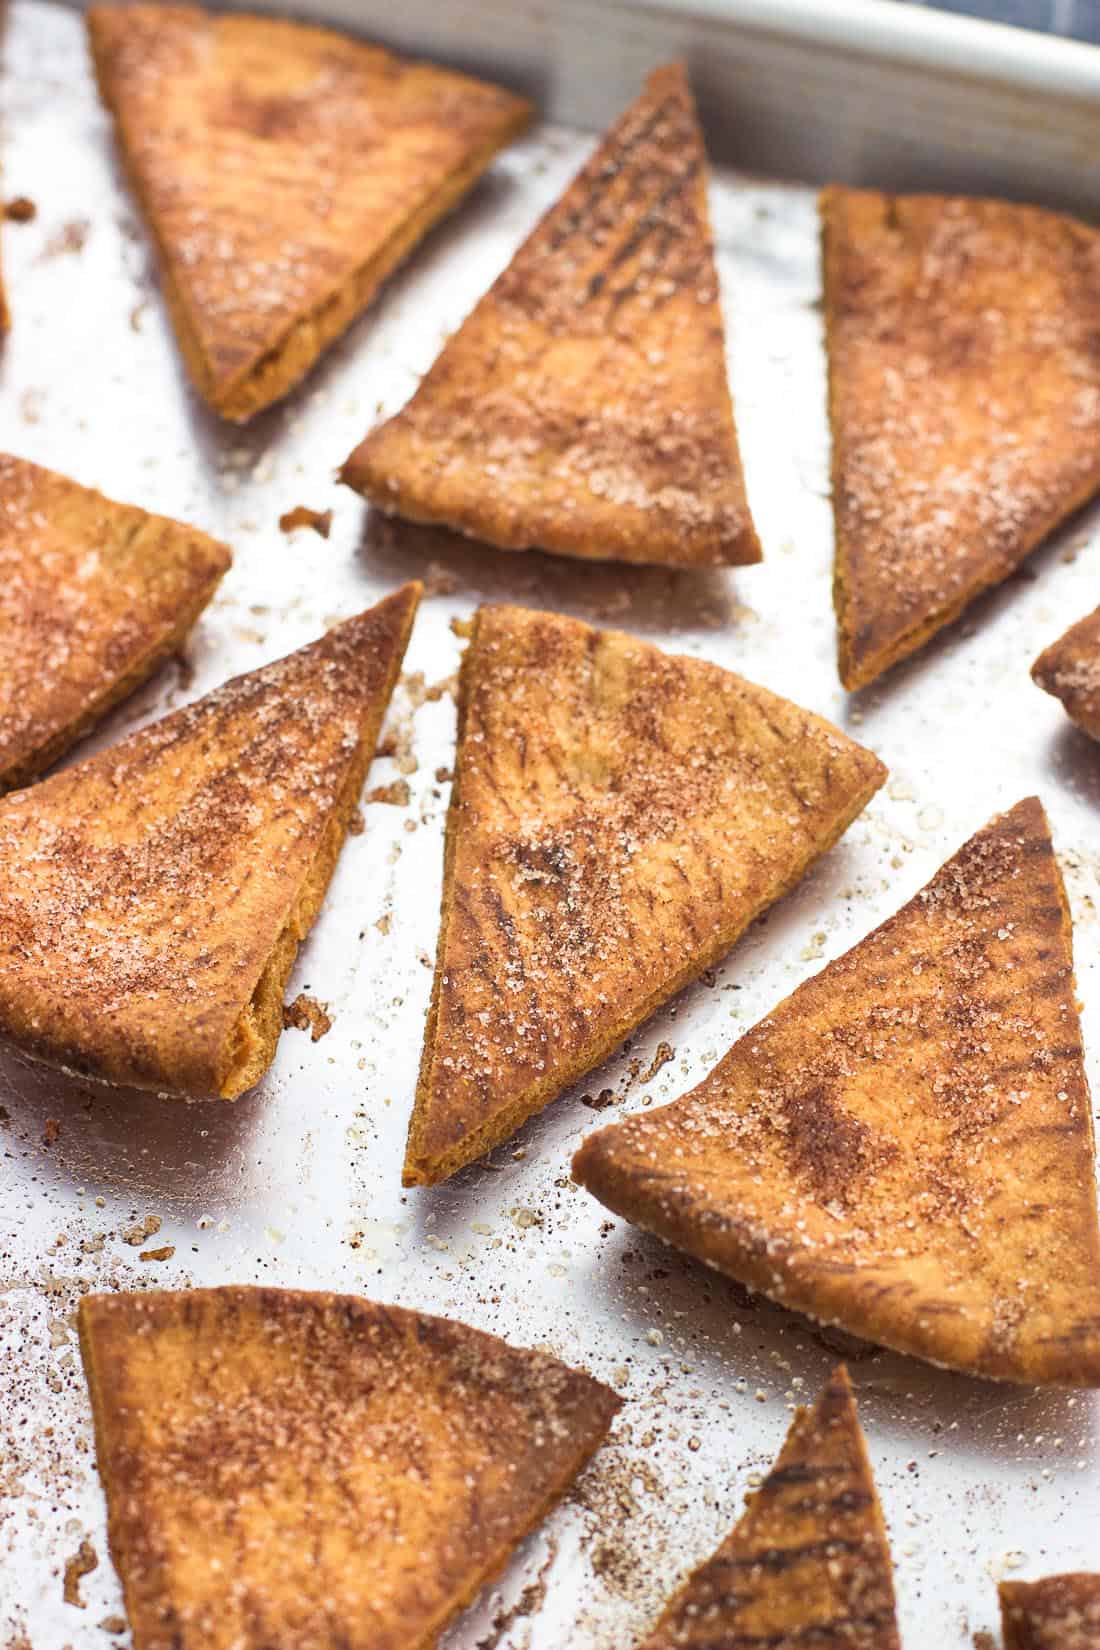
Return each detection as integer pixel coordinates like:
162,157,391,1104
405,603,885,1185
0,452,230,793
87,5,531,421
0,583,420,1098
79,1286,619,1650
574,797,1100,1384
823,186,1100,690
1033,606,1100,740
1001,1574,1100,1650
342,64,761,568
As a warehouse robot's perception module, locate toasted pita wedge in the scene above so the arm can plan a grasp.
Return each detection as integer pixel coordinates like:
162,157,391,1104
1001,1574,1100,1650
87,6,531,422
79,1286,619,1650
0,583,420,1098
822,186,1100,690
575,797,1100,1384
1033,607,1100,740
637,1366,899,1650
405,604,885,1186
0,453,230,793
342,64,760,568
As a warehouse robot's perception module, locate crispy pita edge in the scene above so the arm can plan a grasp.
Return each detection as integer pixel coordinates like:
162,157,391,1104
1033,606,1100,741
86,5,533,423
403,604,886,1185
1000,1573,1100,1650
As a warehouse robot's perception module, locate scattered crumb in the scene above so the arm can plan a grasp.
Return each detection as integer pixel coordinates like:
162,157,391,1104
42,219,89,258
283,994,333,1042
435,766,453,783
63,1538,98,1607
5,196,36,222
99,1618,127,1636
640,1042,674,1082
121,1215,161,1247
366,779,411,806
451,615,475,638
582,1089,615,1111
139,1245,176,1263
278,505,332,538
375,913,392,936
42,1117,61,1147
423,561,459,596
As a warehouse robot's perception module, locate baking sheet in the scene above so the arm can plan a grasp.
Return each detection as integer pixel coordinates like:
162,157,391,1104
2,2,1100,1645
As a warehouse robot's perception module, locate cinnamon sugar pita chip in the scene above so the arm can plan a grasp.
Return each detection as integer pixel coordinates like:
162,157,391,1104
575,798,1100,1385
1000,1574,1100,1650
637,1367,899,1650
87,5,531,421
0,583,420,1098
1033,606,1100,740
405,603,885,1185
342,65,760,568
0,453,229,793
823,186,1100,690
79,1286,619,1650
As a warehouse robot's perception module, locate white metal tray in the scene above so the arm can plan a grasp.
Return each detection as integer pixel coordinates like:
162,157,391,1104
2,2,1099,1646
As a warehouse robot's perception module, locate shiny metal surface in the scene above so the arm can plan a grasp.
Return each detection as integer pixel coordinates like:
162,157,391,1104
1,3,1099,1646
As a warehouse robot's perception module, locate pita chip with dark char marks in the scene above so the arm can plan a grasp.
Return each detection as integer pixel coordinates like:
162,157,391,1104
0,453,230,794
405,603,886,1185
0,582,420,1099
87,4,531,422
1000,1573,1100,1650
823,186,1100,691
342,63,761,568
79,1286,620,1650
636,1366,899,1650
575,797,1100,1385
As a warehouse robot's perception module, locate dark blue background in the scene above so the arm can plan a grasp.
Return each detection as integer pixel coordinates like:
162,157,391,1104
897,0,1100,42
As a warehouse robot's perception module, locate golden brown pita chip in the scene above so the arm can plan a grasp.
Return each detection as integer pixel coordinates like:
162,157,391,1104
0,582,420,1098
342,64,760,568
575,797,1100,1384
1033,606,1100,740
405,604,885,1185
638,1366,899,1650
822,186,1100,690
79,1287,619,1650
1001,1574,1100,1650
0,453,230,793
87,5,531,422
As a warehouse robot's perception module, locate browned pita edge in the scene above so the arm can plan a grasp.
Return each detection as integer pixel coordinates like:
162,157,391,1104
1033,605,1100,741
575,797,1100,1385
1001,1574,1100,1650
78,1287,620,1650
404,603,885,1186
0,242,9,334
822,185,1100,692
0,582,420,1099
87,6,532,423
342,63,761,569
637,1366,899,1650
0,453,231,794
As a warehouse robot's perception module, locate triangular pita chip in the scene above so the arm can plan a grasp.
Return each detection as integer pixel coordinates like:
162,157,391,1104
822,186,1100,690
79,1286,619,1650
87,5,532,422
405,604,885,1185
574,797,1100,1384
342,64,761,568
1033,606,1100,741
1001,1574,1100,1650
0,582,420,1098
637,1366,899,1650
0,452,230,793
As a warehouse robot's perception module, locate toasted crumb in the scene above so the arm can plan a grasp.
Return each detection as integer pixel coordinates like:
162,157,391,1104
282,994,333,1042
278,505,333,538
42,1116,61,1146
63,1538,98,1607
366,779,411,806
5,196,36,222
121,1215,161,1247
139,1245,176,1262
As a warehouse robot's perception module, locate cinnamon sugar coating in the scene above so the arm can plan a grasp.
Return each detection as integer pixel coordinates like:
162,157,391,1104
87,5,531,421
1001,1574,1100,1650
575,798,1100,1385
406,603,885,1185
0,452,230,792
638,1367,899,1650
78,1287,619,1650
0,583,420,1098
823,187,1100,690
1033,605,1100,740
343,64,761,568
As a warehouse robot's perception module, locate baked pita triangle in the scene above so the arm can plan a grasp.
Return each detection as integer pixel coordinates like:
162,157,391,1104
87,5,531,422
342,64,761,568
1000,1574,1100,1650
79,1286,619,1650
405,604,885,1185
822,186,1100,690
0,582,420,1098
638,1366,899,1650
0,453,230,793
1033,606,1100,741
574,797,1100,1385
